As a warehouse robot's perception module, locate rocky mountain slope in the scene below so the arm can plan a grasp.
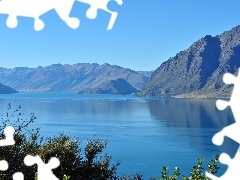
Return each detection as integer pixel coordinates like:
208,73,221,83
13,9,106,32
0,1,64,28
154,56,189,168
79,78,137,94
136,25,240,98
136,70,154,77
0,83,18,94
0,63,149,92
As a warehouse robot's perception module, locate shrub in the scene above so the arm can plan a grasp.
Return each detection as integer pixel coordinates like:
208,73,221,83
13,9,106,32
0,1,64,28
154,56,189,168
153,155,220,180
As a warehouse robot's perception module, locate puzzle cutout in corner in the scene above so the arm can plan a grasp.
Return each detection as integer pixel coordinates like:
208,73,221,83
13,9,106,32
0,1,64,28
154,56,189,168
205,69,240,180
0,126,60,180
0,0,123,31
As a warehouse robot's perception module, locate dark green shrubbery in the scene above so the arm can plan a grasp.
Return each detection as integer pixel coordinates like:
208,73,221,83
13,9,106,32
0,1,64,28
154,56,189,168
154,155,219,180
0,104,220,180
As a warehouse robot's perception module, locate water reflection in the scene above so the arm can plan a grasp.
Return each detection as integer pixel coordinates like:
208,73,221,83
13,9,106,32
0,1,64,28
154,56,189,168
0,96,145,116
147,98,235,128
147,97,239,161
0,93,239,177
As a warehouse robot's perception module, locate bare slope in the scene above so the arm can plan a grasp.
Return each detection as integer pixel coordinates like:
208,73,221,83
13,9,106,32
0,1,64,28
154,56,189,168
0,63,149,92
79,78,137,94
0,83,18,94
137,25,240,98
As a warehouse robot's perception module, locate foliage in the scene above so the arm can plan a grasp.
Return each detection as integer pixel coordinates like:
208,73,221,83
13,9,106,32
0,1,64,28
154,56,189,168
0,104,39,179
63,174,71,180
155,155,220,180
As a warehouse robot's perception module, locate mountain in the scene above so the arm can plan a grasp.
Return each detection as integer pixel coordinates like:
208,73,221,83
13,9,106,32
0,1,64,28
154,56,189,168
0,63,149,92
0,83,18,94
136,25,240,98
136,70,154,78
78,78,137,94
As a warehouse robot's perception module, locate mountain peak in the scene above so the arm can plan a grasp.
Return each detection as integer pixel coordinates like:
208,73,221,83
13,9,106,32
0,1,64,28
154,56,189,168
79,78,137,95
136,25,240,98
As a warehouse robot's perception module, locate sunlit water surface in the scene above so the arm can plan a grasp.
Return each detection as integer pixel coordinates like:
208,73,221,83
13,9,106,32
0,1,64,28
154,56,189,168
0,92,237,179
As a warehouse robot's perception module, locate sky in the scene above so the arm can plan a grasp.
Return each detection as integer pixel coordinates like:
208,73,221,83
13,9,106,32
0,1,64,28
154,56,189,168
1,1,240,71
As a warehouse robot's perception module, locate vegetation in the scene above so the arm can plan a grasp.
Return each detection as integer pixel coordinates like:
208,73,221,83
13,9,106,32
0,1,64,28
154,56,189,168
155,155,219,180
0,104,220,180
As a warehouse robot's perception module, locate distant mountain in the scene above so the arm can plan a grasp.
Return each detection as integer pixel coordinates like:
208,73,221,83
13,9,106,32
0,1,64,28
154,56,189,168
79,78,137,94
137,25,240,98
0,63,149,92
0,83,18,94
136,70,154,78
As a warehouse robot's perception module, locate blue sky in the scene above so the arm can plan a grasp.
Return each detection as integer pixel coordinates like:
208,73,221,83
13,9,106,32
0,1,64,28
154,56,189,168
1,1,240,71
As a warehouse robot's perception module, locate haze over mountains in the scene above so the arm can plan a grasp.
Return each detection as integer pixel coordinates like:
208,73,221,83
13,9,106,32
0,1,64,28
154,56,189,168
137,25,240,98
2,25,240,97
0,63,150,93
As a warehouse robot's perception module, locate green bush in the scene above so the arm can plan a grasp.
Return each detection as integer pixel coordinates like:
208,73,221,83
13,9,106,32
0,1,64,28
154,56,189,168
154,155,219,180
0,104,39,179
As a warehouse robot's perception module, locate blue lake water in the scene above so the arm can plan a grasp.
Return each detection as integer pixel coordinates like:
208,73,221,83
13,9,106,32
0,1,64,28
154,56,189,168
0,92,238,179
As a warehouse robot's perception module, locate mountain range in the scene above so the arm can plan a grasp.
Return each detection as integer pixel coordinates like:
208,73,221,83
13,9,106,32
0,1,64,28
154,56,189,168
2,25,240,97
0,63,150,93
137,25,240,98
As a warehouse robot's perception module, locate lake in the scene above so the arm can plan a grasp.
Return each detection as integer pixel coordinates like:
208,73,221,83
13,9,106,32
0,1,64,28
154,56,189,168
0,92,238,179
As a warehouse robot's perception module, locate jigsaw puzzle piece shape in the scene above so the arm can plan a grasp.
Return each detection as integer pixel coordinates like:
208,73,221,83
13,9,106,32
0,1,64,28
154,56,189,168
212,123,240,146
106,0,122,30
76,0,123,30
208,69,240,179
223,72,237,85
0,0,52,31
53,0,80,29
213,69,240,147
221,69,240,121
13,172,24,180
0,0,80,31
0,126,15,146
24,155,60,180
206,149,240,180
6,15,18,28
0,127,16,175
0,160,8,171
216,100,230,111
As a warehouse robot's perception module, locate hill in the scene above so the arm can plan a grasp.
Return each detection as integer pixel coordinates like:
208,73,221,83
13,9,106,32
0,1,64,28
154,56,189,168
136,25,240,98
0,83,18,94
0,63,150,92
79,78,137,94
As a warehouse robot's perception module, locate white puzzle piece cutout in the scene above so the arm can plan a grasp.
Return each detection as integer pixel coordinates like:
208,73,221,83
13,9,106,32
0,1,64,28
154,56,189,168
75,0,123,30
0,0,123,31
212,69,240,146
24,155,60,180
0,160,8,171
206,150,240,180
206,69,240,179
0,126,15,146
0,0,80,31
0,126,25,180
0,126,61,180
12,172,24,180
0,126,15,171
